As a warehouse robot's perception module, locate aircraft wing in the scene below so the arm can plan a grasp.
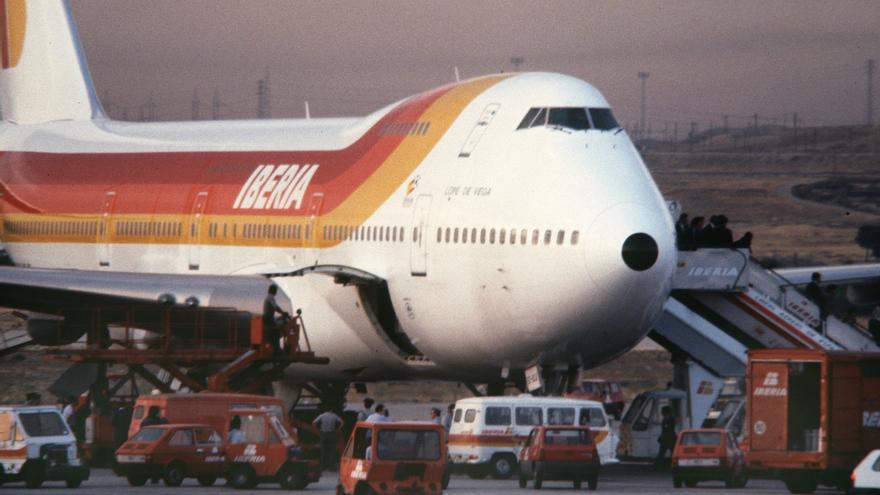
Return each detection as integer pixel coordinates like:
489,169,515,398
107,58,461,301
0,266,274,315
774,263,880,286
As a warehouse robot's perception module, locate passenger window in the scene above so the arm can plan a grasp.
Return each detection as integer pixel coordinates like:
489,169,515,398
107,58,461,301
351,427,369,459
484,407,511,426
510,229,516,245
453,409,462,423
544,230,552,245
453,228,459,243
571,231,580,245
169,429,194,446
557,230,565,245
436,228,442,243
520,229,527,245
515,407,542,426
471,228,477,244
532,230,539,245
464,409,477,423
480,229,486,244
460,227,467,244
499,229,506,245
445,228,450,243
547,407,575,425
633,398,655,431
489,229,496,244
579,408,607,427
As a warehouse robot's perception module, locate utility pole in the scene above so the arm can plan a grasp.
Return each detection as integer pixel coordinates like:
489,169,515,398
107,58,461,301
257,69,271,119
191,87,200,121
867,59,875,126
212,89,221,120
510,56,524,72
637,72,649,142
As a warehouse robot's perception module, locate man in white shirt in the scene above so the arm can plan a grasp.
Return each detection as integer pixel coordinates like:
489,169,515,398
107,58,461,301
357,398,375,422
312,408,343,470
366,404,390,423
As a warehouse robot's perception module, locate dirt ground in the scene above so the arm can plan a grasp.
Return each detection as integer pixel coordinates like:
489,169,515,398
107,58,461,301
648,152,880,265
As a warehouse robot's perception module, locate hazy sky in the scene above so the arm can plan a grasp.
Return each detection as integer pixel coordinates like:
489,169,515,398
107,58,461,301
70,1,880,129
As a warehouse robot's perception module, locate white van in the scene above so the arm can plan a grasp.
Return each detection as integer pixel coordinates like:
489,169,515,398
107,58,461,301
0,406,89,488
448,395,619,479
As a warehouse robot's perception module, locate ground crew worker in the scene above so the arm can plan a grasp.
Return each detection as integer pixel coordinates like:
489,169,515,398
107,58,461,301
312,407,343,471
430,407,442,425
263,284,290,353
655,406,676,468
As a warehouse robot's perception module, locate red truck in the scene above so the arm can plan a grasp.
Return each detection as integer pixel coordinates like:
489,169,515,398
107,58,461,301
746,349,880,494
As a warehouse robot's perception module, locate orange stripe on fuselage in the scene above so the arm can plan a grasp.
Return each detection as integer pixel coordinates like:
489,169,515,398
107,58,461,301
0,76,511,249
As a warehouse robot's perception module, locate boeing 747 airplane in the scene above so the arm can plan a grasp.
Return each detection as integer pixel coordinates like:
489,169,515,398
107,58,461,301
0,0,676,385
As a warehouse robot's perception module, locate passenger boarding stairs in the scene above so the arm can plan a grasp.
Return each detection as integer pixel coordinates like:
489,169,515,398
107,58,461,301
662,249,878,356
650,248,879,429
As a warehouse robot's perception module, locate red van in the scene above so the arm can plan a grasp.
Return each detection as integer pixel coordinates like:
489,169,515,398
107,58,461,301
114,424,226,487
672,428,747,488
338,421,447,495
517,426,600,490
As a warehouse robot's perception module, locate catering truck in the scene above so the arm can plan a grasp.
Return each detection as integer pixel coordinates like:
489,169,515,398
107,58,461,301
746,349,880,494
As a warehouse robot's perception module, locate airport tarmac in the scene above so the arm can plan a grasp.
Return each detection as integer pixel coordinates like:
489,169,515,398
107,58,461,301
4,465,807,494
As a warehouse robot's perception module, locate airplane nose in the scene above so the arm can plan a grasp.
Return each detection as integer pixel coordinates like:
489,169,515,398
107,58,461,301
621,232,659,271
583,202,674,290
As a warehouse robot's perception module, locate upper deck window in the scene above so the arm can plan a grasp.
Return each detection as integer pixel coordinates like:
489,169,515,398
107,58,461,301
517,107,620,132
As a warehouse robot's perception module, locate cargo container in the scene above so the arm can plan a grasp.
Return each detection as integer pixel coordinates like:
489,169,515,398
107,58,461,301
746,349,880,494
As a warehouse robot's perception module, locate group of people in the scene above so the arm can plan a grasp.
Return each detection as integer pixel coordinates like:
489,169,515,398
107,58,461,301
675,213,752,251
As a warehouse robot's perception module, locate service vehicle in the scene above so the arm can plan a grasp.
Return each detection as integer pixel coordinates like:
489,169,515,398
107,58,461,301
851,449,880,494
338,421,446,495
0,405,89,488
746,349,880,494
448,395,617,479
114,423,226,487
225,408,313,489
130,392,320,487
671,428,747,488
566,379,626,420
128,392,285,437
517,425,600,490
617,388,688,460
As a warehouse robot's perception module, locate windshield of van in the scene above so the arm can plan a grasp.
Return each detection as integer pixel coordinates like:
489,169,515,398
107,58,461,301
130,427,165,442
376,429,441,460
19,412,68,437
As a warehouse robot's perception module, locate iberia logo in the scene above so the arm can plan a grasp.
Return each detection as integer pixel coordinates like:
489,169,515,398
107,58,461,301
0,0,26,69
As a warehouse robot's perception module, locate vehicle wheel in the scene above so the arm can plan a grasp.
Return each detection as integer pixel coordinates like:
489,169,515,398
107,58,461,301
684,479,697,488
197,475,217,486
278,464,307,490
163,461,186,487
518,474,527,488
490,454,517,479
467,465,489,479
24,462,44,489
588,474,598,490
229,464,257,490
574,478,582,489
354,482,377,495
673,476,682,488
127,473,148,486
783,476,816,494
65,477,83,488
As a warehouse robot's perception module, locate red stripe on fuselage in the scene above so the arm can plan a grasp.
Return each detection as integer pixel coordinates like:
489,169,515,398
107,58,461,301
0,85,450,218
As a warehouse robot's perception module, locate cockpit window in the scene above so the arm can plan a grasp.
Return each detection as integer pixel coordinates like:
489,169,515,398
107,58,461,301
517,107,619,132
548,108,590,130
589,108,619,131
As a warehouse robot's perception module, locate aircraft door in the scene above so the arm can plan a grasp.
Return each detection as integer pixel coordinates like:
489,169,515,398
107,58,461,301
410,194,431,276
97,191,116,267
458,103,500,158
188,192,208,270
305,192,324,264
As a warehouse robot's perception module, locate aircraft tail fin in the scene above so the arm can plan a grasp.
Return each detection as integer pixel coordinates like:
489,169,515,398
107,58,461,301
0,0,105,124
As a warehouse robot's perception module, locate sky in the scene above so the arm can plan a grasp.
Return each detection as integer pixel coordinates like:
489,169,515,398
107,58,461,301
70,1,880,131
